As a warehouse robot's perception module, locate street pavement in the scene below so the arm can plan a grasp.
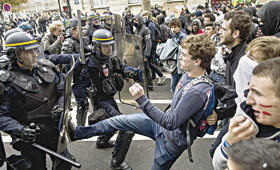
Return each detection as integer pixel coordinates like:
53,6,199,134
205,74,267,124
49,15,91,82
0,73,217,170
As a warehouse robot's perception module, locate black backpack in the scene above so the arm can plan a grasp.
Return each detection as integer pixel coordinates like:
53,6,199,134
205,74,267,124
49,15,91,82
159,24,172,43
154,23,164,43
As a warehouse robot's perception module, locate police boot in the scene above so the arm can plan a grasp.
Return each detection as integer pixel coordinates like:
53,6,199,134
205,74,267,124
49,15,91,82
111,131,135,170
96,131,115,149
76,99,89,126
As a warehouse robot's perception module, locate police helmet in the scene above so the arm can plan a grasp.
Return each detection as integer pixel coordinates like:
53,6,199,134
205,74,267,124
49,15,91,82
18,22,33,34
53,16,60,21
88,12,100,26
5,32,40,66
4,28,23,41
101,14,113,20
88,12,100,20
92,29,115,58
81,16,88,27
68,18,75,23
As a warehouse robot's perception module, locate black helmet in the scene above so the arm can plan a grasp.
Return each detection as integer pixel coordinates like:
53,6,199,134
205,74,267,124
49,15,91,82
18,22,33,34
4,28,23,41
5,32,40,66
81,16,88,26
88,12,100,20
101,14,113,20
92,29,115,58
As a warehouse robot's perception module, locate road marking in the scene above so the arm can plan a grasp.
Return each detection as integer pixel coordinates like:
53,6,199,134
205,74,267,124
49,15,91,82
1,131,219,143
71,99,172,104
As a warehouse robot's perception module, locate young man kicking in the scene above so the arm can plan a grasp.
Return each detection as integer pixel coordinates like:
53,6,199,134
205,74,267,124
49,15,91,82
66,34,216,170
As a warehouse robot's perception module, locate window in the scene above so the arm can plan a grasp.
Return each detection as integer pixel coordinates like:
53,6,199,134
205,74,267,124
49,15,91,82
91,0,107,7
45,4,49,10
128,0,141,4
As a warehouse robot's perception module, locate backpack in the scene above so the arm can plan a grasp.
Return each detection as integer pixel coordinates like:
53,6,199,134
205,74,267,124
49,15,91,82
154,23,164,43
159,24,172,43
181,76,217,162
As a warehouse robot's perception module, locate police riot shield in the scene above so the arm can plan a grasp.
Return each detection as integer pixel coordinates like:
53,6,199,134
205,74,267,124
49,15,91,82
115,33,149,107
54,55,78,168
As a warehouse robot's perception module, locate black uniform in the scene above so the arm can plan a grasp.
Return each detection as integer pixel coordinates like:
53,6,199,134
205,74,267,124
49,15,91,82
0,32,74,170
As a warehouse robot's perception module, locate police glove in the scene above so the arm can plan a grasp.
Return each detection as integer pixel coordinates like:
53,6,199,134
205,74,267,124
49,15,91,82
130,70,139,82
52,105,64,122
214,84,238,104
20,123,38,143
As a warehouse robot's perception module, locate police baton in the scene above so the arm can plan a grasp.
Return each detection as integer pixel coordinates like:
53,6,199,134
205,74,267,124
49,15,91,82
11,123,82,168
77,9,85,64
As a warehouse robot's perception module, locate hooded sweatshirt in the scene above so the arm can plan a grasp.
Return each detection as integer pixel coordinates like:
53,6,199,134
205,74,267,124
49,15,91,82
257,1,280,37
132,14,152,59
190,19,204,35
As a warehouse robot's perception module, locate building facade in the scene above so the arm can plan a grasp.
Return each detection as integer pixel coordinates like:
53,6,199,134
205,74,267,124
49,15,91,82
17,0,207,18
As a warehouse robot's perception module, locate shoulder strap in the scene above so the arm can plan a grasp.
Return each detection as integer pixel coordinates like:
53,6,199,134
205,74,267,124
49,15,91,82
47,34,54,45
181,75,213,163
180,76,212,99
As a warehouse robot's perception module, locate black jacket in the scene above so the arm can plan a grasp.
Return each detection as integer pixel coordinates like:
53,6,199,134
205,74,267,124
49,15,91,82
133,14,152,59
144,18,157,49
224,41,247,107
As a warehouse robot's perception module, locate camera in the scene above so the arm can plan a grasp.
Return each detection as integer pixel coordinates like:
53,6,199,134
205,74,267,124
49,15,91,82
61,32,71,39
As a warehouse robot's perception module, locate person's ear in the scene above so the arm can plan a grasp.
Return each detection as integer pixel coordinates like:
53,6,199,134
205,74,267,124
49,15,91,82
232,30,240,39
194,58,202,66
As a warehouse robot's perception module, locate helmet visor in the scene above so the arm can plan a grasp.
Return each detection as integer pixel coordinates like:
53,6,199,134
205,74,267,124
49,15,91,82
18,48,38,69
100,41,116,58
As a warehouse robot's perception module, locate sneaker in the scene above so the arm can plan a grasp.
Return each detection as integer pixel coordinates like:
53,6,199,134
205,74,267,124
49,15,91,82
152,79,157,83
157,76,166,85
111,161,132,170
65,115,76,142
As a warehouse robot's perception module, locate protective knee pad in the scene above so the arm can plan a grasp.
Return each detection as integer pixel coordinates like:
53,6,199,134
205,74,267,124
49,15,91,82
112,131,135,164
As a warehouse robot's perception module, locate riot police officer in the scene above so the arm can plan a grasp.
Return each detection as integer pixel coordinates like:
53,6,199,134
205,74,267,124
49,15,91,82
61,20,91,126
81,15,89,27
101,14,115,35
84,12,105,42
19,22,43,43
0,32,75,169
73,29,137,170
122,9,134,34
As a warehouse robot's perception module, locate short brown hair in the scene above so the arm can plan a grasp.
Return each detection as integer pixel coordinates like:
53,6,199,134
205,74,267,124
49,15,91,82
181,34,216,69
168,18,182,28
224,10,252,41
49,21,63,33
246,36,280,63
253,57,280,98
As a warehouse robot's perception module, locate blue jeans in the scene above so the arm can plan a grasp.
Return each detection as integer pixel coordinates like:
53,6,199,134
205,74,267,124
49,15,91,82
74,113,183,170
210,71,225,84
209,123,229,157
171,73,182,93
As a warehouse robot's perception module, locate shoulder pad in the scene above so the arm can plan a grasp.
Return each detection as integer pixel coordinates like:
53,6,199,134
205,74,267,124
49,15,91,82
37,58,55,67
37,65,55,83
9,71,40,92
0,70,11,82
